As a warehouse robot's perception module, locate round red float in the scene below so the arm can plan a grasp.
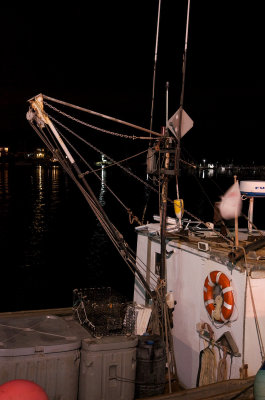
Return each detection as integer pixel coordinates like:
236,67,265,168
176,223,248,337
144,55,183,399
0,379,48,400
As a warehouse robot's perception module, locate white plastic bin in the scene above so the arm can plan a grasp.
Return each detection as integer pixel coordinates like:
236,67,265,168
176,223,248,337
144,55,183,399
0,314,89,400
78,335,138,400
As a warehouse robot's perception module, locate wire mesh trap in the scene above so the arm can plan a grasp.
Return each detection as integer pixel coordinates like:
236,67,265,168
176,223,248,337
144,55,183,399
72,287,136,336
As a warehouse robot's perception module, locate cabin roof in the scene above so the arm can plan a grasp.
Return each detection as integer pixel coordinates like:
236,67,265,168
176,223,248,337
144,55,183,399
136,222,265,275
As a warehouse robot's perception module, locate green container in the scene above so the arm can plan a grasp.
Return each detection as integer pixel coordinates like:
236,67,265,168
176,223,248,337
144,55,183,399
254,362,265,400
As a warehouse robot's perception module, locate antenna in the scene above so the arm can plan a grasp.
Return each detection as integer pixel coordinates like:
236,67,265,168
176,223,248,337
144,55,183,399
175,0,191,198
166,81,169,124
150,0,162,133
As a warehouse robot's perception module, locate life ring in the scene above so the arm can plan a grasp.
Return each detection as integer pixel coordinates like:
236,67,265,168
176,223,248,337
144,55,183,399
203,270,234,323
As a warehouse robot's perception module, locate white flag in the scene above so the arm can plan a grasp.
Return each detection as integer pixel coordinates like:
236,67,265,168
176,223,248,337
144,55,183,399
219,181,242,220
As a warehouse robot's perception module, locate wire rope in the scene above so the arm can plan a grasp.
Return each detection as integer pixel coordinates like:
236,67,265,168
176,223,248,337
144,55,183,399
49,114,161,195
29,117,154,299
80,149,148,177
44,101,157,140
41,94,162,137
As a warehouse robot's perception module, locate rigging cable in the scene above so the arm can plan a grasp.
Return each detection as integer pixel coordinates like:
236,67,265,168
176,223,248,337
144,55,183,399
57,127,143,226
80,149,148,176
150,0,162,132
48,114,235,244
174,0,191,197
242,248,265,363
44,112,235,245
48,114,161,196
41,94,162,137
27,115,154,299
29,100,235,246
44,101,154,141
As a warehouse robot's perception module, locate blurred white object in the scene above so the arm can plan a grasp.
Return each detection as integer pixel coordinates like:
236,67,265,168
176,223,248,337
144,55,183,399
135,304,152,335
219,181,242,219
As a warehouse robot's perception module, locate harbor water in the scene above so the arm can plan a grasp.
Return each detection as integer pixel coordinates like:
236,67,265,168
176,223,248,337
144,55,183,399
1,162,265,313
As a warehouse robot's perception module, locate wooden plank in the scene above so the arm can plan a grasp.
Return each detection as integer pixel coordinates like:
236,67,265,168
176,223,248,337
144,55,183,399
137,377,254,400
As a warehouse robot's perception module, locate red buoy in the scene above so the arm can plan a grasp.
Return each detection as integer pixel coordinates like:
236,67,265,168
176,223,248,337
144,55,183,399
0,379,48,400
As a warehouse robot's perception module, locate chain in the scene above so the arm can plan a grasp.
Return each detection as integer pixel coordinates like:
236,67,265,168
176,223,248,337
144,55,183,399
44,101,143,140
48,113,160,196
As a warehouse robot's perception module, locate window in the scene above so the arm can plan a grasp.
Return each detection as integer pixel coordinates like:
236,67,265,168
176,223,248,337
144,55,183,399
155,252,161,275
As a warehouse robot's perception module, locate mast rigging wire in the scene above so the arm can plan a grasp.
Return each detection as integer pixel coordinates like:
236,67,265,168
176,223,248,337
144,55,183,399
56,126,142,225
47,114,234,244
175,0,191,194
44,102,156,141
36,94,162,138
80,149,149,177
46,103,196,179
29,96,236,248
27,116,154,299
48,114,162,195
150,0,162,132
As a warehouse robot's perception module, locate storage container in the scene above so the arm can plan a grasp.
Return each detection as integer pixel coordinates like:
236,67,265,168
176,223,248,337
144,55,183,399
0,314,89,400
78,335,138,400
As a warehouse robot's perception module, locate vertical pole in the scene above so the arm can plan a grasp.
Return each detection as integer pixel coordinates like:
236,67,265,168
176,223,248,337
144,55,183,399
160,129,170,282
165,82,169,125
248,197,254,234
234,175,239,247
175,0,191,198
160,126,174,392
150,0,162,133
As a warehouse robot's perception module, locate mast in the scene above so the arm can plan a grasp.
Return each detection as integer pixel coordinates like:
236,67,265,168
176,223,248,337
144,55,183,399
160,0,191,301
160,128,170,282
158,1,192,389
165,81,169,124
161,83,170,281
159,126,176,392
150,0,162,133
175,0,191,198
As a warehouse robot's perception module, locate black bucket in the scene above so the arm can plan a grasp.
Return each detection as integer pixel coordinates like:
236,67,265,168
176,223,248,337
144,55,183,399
135,334,166,398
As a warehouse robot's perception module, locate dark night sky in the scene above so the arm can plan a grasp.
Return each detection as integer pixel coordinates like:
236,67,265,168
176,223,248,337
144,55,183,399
1,2,264,163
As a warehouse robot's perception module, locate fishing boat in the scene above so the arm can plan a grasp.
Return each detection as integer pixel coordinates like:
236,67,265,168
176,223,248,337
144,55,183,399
2,1,264,399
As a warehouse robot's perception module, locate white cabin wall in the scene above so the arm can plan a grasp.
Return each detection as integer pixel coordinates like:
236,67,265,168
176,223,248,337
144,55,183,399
200,259,246,382
244,276,265,375
166,243,203,388
134,232,262,389
166,242,246,388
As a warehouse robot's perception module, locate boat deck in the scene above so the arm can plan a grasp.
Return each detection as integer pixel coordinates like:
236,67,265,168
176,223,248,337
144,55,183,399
137,221,265,273
138,377,254,399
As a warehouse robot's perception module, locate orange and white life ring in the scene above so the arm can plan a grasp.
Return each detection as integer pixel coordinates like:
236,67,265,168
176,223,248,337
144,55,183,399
203,270,234,323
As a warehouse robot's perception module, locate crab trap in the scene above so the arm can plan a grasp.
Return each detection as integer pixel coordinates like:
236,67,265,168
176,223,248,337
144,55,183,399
72,287,136,337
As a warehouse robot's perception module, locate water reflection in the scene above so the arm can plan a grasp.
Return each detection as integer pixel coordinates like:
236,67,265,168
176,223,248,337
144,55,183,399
50,166,61,211
31,165,46,234
98,167,106,207
83,166,110,286
196,166,265,180
26,165,62,267
197,167,240,179
0,166,9,198
0,166,9,242
0,166,9,219
198,168,215,179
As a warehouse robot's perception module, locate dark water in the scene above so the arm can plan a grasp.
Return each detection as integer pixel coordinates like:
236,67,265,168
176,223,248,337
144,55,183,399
1,162,265,312
0,163,136,312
